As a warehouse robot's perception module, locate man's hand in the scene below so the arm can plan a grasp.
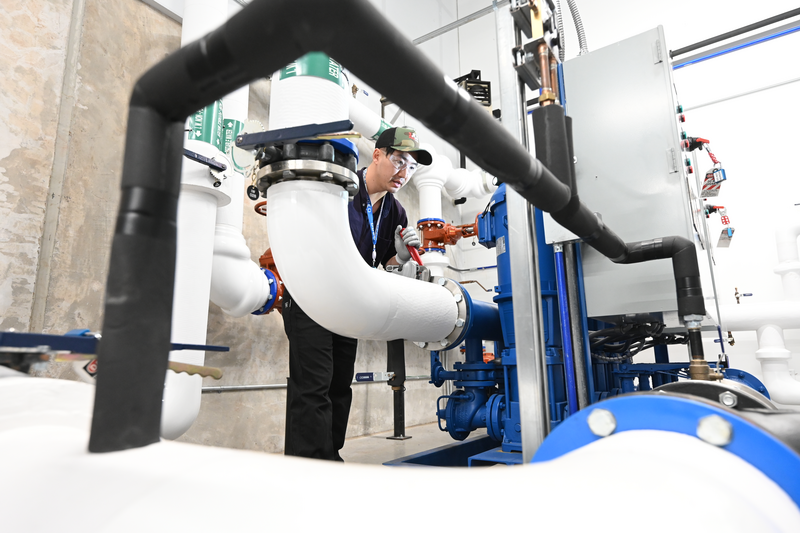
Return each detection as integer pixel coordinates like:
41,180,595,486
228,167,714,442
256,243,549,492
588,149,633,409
394,225,421,265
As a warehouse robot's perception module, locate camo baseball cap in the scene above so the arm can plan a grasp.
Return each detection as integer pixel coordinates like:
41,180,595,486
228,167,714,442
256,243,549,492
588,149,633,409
375,127,432,165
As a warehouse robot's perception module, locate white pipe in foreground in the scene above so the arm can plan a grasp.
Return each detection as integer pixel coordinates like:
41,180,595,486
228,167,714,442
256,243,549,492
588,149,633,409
267,181,458,342
4,377,800,532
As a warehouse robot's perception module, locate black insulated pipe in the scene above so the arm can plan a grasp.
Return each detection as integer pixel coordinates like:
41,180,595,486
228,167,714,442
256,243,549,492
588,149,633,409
613,237,706,319
92,0,706,451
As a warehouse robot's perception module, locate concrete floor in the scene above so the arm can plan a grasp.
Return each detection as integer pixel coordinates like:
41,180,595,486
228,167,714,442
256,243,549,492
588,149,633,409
339,422,488,465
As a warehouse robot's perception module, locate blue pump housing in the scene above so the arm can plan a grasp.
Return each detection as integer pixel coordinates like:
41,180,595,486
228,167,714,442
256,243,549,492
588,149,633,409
431,184,569,454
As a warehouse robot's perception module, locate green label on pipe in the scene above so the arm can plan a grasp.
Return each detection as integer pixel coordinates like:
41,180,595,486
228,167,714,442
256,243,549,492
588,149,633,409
372,119,392,141
223,118,244,169
189,100,224,149
280,52,346,88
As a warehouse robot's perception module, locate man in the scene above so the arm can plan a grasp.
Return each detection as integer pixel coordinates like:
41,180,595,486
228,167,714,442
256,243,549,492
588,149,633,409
283,127,432,461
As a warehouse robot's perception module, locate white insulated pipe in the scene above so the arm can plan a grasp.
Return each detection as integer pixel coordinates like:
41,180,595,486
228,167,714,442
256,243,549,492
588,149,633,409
717,214,800,405
208,58,271,317
755,325,800,405
164,141,231,440
163,0,246,440
774,219,800,300
267,181,458,343
349,97,393,142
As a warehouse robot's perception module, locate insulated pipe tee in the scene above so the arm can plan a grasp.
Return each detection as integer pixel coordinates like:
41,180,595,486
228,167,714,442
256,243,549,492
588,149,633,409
267,181,459,342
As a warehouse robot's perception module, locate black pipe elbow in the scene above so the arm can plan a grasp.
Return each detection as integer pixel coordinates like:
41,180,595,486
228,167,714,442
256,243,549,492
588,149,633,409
615,236,706,319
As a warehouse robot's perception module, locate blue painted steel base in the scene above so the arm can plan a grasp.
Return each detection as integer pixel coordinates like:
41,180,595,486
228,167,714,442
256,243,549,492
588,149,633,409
383,434,498,467
468,447,523,466
533,393,800,507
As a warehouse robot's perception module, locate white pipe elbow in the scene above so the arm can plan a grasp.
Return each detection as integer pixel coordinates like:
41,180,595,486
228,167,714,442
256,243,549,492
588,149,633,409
210,225,272,317
445,167,496,199
267,181,459,342
756,325,800,404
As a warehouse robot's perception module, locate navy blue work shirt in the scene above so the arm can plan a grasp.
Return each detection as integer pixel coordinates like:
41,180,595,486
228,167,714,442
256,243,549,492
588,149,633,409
348,168,408,268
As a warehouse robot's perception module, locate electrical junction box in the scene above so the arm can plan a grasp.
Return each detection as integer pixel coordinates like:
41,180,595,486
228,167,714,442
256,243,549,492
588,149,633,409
542,26,718,323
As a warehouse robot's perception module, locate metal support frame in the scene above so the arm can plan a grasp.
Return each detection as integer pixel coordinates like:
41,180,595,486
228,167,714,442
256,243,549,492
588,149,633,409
494,1,550,463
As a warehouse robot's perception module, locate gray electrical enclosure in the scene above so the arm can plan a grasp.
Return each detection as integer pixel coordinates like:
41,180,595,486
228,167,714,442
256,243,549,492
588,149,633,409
543,26,717,321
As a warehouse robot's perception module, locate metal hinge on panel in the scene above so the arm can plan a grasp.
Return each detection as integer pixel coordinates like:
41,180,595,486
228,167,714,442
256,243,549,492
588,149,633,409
667,147,678,173
652,40,663,64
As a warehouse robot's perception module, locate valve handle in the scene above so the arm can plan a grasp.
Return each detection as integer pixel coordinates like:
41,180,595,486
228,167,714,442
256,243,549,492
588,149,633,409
401,228,423,265
168,361,223,380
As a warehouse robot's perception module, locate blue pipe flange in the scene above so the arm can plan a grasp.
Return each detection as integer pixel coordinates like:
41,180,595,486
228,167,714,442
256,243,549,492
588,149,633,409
532,393,800,508
486,393,505,442
251,268,278,315
721,368,771,399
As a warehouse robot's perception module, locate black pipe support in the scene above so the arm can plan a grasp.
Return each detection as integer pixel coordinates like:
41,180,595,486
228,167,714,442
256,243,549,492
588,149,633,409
92,0,708,451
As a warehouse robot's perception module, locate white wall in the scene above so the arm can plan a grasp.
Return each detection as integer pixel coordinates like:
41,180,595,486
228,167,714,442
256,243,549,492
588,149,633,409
361,0,800,402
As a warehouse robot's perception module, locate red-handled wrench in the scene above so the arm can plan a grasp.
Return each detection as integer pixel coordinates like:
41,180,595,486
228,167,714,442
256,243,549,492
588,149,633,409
400,228,423,265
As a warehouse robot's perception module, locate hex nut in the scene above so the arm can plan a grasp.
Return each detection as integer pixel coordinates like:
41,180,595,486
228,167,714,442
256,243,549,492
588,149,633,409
587,408,617,437
697,415,733,446
719,391,738,408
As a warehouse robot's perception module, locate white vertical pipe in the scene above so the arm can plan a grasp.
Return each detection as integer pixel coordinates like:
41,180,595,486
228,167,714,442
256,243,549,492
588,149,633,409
163,0,230,440
163,150,231,439
774,220,800,301
756,325,800,405
209,48,273,318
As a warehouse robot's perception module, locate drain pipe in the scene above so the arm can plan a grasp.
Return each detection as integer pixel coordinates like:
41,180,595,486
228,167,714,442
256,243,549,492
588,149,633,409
89,0,712,452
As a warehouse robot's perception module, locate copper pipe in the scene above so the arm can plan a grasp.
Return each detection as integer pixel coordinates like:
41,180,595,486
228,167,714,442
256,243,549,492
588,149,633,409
538,42,551,94
549,55,559,103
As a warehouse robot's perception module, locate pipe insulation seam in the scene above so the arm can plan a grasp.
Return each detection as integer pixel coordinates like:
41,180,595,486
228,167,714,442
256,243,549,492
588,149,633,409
266,181,459,342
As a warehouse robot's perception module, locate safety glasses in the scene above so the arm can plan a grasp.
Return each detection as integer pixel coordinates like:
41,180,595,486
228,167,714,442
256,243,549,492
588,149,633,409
387,152,419,176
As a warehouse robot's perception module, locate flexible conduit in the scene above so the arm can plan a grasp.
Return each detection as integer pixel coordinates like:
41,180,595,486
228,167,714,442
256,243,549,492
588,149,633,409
89,0,707,452
566,0,588,55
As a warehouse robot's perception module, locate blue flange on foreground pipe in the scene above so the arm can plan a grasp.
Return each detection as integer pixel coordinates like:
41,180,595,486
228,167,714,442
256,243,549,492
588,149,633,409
532,394,800,509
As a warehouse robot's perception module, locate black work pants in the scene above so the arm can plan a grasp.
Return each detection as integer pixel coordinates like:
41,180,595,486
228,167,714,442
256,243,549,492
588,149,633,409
282,292,358,461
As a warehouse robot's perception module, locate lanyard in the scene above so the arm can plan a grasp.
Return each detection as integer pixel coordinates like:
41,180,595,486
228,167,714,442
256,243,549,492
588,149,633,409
366,195,385,268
